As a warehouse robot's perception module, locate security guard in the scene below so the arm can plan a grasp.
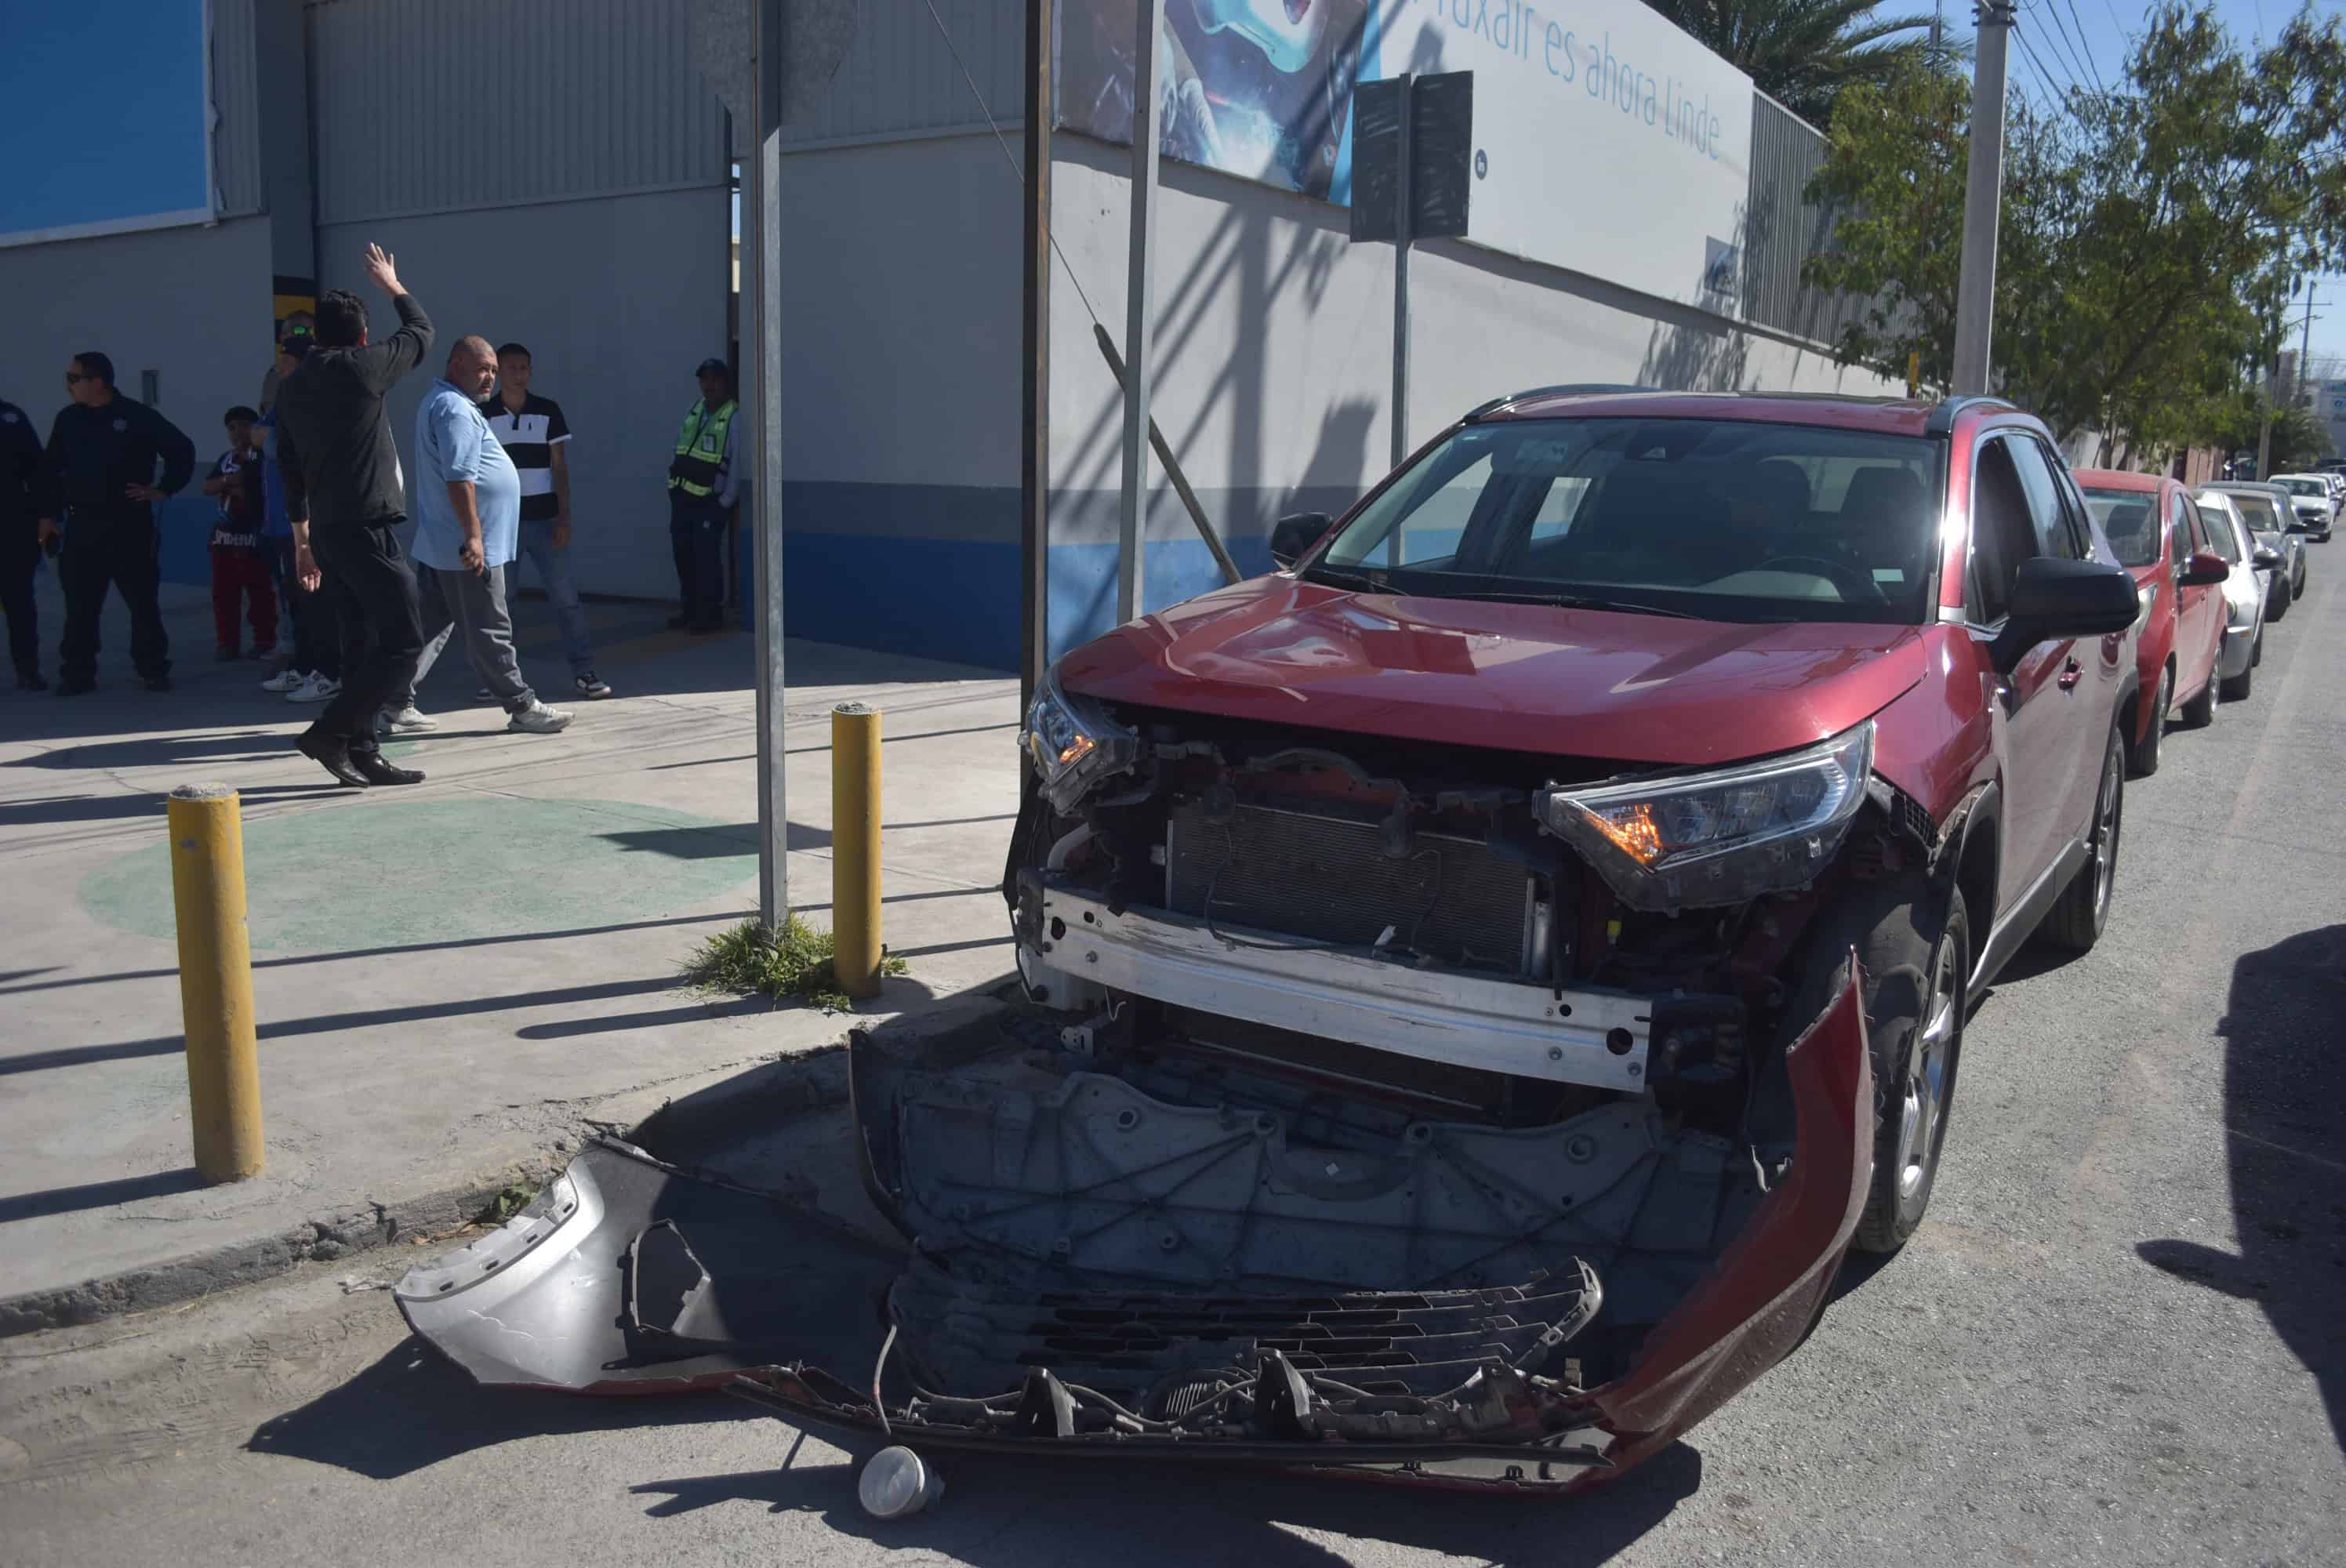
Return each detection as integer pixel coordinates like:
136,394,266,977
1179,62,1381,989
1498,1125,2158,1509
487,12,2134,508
42,351,195,695
2,393,52,689
666,357,738,633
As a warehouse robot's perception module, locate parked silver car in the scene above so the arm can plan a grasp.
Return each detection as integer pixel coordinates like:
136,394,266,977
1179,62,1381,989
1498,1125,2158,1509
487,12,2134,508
2194,489,2281,699
2271,473,2337,541
2204,483,2308,614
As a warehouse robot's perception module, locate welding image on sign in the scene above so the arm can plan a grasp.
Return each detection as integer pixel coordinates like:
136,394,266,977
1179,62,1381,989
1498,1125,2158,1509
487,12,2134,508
1062,0,1375,202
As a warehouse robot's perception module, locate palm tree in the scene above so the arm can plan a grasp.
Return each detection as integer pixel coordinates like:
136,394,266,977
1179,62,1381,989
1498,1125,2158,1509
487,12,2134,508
1642,0,1955,125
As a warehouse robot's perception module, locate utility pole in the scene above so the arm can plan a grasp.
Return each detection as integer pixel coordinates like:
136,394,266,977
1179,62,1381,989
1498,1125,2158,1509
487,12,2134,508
2300,284,2316,406
1117,0,1166,626
749,0,788,930
1019,0,1052,701
1951,0,2017,397
1390,73,1414,468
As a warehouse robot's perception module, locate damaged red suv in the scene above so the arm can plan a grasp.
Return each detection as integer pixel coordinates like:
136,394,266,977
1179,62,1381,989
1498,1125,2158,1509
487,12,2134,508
398,391,2146,1497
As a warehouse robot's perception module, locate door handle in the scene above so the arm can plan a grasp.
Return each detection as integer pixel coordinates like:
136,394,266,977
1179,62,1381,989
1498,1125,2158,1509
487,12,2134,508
2057,657,2083,691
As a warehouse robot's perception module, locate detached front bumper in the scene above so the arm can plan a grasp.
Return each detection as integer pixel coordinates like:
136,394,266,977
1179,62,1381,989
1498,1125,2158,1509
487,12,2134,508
397,972,1872,1493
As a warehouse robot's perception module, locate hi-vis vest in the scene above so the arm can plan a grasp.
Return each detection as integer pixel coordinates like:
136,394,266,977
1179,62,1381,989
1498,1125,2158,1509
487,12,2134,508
669,398,736,498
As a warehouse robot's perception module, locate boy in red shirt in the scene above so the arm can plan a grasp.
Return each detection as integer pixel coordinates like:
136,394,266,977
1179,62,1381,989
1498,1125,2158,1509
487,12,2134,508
201,405,278,661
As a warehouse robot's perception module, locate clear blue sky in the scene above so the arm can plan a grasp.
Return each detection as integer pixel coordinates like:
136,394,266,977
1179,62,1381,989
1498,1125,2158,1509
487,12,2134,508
1941,0,2344,371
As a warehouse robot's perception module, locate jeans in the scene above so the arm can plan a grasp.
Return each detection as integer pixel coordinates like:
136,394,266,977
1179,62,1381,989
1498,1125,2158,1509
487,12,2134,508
2,524,36,677
670,493,726,627
210,549,278,652
308,521,425,753
263,534,342,678
397,561,536,713
59,507,169,683
510,519,594,675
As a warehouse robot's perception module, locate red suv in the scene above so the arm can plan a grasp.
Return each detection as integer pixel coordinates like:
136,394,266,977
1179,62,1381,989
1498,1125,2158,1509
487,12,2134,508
2073,468,2232,775
746,392,2144,1491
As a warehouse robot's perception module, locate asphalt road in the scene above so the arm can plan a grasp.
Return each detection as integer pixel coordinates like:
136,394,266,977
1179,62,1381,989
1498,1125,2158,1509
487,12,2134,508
5,572,2343,1567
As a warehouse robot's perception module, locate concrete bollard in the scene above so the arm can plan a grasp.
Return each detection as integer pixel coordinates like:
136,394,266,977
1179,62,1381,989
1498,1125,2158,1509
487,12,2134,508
831,702,884,1000
166,783,264,1181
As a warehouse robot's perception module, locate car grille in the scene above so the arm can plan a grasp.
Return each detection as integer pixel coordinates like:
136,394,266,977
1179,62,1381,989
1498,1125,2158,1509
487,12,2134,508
1164,800,1531,971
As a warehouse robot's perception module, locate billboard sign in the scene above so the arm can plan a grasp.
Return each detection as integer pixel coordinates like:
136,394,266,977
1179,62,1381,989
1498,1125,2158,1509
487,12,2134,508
1058,0,1756,310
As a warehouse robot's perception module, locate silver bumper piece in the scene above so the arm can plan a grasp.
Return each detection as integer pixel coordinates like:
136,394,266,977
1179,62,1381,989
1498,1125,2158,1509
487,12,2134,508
1020,887,1652,1093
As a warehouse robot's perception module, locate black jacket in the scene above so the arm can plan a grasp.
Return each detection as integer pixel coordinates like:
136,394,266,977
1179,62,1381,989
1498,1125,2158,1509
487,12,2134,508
45,396,195,522
274,292,434,530
0,399,48,528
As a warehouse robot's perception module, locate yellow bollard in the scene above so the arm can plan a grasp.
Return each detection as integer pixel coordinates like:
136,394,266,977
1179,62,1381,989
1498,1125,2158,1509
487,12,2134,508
166,783,263,1181
831,702,884,1000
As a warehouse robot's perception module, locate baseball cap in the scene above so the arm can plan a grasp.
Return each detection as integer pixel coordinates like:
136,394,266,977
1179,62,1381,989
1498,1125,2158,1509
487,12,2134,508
694,358,731,378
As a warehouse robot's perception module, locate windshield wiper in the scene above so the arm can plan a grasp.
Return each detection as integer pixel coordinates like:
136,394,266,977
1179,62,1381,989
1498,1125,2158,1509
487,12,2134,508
1425,589,1701,619
1300,563,1393,593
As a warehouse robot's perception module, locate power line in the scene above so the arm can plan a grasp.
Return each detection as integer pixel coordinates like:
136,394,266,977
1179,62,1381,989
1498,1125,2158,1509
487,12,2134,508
2057,0,2110,96
2028,0,2098,100
2012,24,2078,113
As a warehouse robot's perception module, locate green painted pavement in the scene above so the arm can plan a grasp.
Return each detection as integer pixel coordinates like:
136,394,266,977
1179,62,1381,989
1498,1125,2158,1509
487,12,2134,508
80,797,757,953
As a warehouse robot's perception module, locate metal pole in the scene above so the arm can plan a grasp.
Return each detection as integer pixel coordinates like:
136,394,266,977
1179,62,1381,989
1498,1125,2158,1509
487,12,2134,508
1951,0,2015,398
830,703,884,1000
2299,285,2315,405
1020,0,1053,702
2258,351,2275,479
1390,74,1412,469
750,0,788,930
168,784,263,1182
1117,0,1165,625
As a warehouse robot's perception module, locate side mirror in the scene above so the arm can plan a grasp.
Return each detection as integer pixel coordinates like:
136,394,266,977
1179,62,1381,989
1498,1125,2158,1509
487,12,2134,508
2177,550,2231,588
2252,546,2284,570
2286,521,2310,532
1988,557,2141,673
1269,512,1332,570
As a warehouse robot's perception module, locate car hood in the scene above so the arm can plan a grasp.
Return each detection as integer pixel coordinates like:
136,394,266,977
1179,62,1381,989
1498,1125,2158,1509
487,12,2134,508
1059,576,1929,768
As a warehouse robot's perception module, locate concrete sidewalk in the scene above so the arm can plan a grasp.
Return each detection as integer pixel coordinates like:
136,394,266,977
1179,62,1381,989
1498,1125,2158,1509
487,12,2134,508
0,570,1023,1328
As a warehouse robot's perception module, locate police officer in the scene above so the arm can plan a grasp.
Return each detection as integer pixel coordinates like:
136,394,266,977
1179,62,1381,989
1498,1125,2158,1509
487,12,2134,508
2,393,52,689
41,351,196,695
666,358,738,633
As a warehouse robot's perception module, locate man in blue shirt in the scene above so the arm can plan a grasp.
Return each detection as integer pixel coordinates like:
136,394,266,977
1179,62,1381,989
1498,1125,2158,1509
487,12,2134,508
386,336,571,745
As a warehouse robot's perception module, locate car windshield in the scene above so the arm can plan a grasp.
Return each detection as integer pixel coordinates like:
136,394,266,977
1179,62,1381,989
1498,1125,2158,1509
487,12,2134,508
2194,500,2244,563
2228,492,2284,531
1311,417,1939,624
2280,477,2326,497
2079,485,2160,567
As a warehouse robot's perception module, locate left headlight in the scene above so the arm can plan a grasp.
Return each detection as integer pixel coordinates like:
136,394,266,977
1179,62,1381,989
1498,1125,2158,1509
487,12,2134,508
1537,720,1875,913
1021,671,1139,815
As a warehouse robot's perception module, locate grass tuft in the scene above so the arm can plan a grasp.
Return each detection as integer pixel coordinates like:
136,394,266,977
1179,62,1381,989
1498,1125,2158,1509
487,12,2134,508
681,915,906,1011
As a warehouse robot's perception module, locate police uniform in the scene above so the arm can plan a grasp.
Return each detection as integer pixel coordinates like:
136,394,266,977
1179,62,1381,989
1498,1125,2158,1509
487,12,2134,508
1,399,51,686
46,393,195,689
667,364,738,631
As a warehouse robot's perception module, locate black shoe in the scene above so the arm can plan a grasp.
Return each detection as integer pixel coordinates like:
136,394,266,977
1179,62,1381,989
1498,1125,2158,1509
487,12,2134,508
14,670,43,692
350,750,427,786
55,677,94,697
666,613,692,630
143,673,172,692
296,730,372,788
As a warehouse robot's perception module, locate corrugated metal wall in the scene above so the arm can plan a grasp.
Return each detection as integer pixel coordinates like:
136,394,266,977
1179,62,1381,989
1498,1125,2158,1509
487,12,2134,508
779,0,1023,147
307,0,727,224
212,0,266,216
1741,95,1870,352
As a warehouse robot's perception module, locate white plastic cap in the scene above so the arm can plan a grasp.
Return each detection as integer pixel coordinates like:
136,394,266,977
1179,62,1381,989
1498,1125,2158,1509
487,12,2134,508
858,1446,944,1519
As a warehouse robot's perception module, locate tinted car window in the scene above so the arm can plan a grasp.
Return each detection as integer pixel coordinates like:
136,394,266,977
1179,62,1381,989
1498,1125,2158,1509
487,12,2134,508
2007,438,2082,559
1316,418,1940,624
2228,491,2284,532
2079,485,2160,568
2193,499,2244,564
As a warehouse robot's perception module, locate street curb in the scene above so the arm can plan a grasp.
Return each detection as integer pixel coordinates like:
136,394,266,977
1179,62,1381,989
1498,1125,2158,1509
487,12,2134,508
0,985,1017,1340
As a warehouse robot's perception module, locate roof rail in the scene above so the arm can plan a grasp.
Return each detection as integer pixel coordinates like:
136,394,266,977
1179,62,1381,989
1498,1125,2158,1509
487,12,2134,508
1462,383,1655,422
1924,394,2016,437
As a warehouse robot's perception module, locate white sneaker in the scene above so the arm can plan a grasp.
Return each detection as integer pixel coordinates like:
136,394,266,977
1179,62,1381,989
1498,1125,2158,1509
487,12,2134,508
287,673,340,704
378,704,438,735
507,700,573,735
261,667,307,693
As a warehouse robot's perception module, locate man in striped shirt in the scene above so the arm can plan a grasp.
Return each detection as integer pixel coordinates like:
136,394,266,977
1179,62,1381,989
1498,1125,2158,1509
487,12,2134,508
483,343,609,699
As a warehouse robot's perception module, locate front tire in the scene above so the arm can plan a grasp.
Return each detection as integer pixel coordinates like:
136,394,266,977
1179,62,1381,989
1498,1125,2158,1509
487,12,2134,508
2038,724,2123,956
2126,666,2169,778
2268,579,2290,622
1850,889,1970,1254
2177,667,2217,728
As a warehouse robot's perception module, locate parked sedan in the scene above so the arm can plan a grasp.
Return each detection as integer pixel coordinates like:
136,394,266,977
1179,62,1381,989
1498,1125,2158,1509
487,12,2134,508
2194,489,2282,699
2076,468,2230,774
2205,483,2304,617
2271,473,2337,541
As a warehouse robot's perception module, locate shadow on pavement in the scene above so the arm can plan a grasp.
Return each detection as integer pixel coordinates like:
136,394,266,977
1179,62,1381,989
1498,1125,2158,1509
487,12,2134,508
0,782,357,827
631,1437,1704,1566
2136,922,2346,1454
0,1167,206,1222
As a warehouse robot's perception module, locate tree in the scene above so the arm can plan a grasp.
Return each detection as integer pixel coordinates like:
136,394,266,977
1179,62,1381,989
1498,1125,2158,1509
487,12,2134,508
1801,5,2346,452
1640,0,1950,126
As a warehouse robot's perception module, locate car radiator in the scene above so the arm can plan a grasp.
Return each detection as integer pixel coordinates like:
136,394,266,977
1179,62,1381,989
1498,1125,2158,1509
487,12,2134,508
1164,800,1534,973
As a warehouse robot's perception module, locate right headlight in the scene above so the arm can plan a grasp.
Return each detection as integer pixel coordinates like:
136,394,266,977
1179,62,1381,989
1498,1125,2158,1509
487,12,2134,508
1537,720,1875,913
1020,670,1138,815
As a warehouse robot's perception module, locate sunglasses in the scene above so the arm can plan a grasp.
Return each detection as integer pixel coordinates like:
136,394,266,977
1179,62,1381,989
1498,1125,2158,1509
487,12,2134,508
64,372,87,383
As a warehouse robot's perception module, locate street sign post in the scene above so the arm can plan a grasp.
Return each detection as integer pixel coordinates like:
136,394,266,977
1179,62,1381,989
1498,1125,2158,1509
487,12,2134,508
1351,71,1473,468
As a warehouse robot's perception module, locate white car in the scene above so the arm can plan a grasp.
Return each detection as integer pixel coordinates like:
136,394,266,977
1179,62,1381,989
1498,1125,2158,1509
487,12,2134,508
2269,473,2336,541
2194,489,2279,701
